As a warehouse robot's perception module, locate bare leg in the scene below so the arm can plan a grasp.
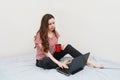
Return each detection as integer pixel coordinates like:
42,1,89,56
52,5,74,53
87,60,104,69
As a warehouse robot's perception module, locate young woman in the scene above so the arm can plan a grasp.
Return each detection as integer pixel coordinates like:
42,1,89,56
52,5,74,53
34,14,104,69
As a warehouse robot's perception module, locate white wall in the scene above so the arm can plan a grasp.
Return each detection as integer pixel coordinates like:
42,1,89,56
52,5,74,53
0,0,120,63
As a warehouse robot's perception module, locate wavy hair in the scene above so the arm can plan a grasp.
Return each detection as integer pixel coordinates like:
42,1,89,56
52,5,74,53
35,14,57,52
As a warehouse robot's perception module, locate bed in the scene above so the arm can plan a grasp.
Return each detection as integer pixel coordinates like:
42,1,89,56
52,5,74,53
0,53,120,80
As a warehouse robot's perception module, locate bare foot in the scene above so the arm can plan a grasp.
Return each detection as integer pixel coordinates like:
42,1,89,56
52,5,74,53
87,61,104,69
93,65,104,69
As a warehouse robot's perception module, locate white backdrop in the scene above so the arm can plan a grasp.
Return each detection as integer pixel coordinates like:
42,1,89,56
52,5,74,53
0,0,120,63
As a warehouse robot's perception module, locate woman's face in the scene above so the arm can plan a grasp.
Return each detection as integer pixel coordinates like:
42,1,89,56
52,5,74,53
48,18,55,32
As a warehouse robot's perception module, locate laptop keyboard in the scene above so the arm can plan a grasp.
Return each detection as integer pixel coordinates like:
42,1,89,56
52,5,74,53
56,67,70,76
57,67,69,73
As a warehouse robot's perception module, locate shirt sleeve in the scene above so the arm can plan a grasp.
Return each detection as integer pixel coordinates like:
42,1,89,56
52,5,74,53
35,33,41,44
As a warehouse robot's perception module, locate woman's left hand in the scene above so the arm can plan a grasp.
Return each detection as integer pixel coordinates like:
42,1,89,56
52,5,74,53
61,44,66,50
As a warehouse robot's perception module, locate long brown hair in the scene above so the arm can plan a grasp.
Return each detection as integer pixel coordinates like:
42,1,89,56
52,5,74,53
35,14,57,52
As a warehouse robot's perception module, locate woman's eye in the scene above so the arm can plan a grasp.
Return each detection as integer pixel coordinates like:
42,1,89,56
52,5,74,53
49,23,51,25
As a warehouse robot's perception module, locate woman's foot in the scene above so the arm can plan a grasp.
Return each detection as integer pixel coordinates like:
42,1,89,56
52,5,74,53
87,60,104,69
93,65,104,69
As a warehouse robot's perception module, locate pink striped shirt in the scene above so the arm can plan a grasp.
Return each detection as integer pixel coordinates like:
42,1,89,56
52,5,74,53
35,32,60,60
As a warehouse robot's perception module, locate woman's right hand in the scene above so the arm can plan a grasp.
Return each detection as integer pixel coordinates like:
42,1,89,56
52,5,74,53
57,60,70,69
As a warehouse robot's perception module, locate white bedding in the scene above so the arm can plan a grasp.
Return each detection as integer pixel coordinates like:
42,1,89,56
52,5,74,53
0,53,120,80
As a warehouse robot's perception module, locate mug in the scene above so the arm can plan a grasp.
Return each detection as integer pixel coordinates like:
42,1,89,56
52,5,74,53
55,44,61,52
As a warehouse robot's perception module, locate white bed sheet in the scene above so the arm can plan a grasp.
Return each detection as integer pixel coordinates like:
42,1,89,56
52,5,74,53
0,53,120,80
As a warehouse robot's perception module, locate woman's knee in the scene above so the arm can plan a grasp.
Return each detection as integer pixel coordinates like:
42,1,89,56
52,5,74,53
67,44,72,47
65,44,72,49
36,60,43,67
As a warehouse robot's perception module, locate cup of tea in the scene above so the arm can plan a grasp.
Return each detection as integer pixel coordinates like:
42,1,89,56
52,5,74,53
55,44,61,52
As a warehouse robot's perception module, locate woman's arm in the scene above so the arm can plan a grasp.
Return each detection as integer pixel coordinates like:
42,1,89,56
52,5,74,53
45,51,69,69
38,43,69,69
38,43,43,50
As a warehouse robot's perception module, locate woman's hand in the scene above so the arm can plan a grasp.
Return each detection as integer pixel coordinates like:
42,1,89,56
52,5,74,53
61,44,67,50
63,59,70,65
57,60,70,69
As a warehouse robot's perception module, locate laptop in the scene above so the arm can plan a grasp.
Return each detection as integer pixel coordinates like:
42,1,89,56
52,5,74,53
56,52,90,76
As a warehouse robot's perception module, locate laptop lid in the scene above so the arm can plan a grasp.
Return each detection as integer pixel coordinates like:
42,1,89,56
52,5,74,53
83,52,90,64
69,52,90,74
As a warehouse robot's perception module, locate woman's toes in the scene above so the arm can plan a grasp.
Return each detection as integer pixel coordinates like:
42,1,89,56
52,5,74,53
94,65,104,69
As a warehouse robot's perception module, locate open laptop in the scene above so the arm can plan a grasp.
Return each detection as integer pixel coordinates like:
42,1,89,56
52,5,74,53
56,52,90,76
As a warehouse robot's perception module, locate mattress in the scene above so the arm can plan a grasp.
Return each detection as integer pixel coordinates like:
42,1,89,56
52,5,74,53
0,53,120,80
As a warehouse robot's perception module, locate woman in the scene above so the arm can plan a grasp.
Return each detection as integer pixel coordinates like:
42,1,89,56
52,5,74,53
34,13,104,69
